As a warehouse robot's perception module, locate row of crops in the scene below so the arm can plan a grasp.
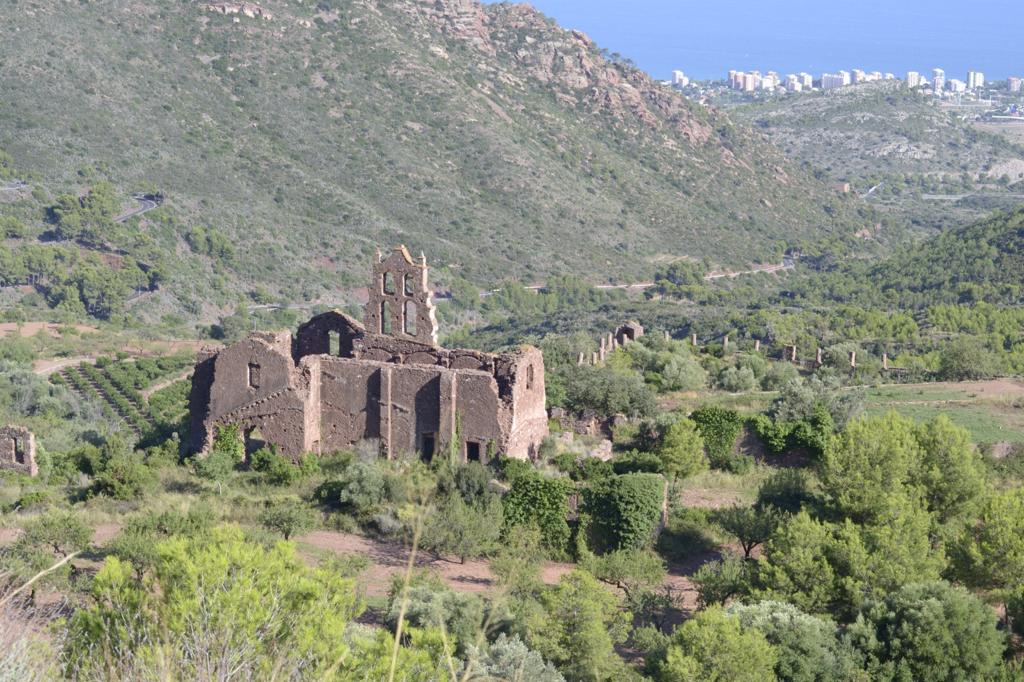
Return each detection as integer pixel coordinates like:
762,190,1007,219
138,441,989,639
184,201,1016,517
53,354,193,437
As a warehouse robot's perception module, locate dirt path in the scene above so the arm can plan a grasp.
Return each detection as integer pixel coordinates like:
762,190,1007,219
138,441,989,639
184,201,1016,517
871,378,1024,398
0,322,97,338
32,356,95,375
141,369,193,399
0,523,702,611
297,530,701,610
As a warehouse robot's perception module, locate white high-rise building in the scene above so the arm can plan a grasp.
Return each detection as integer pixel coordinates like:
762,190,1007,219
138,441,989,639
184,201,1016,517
672,70,690,87
1009,77,1023,93
743,72,758,91
852,69,866,83
785,74,802,91
907,71,922,87
948,79,966,93
932,68,946,92
799,72,813,88
967,71,985,89
884,73,896,80
821,71,851,90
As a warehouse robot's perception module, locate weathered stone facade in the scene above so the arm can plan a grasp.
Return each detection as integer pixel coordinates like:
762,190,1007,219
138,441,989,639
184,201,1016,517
189,247,548,462
0,425,38,476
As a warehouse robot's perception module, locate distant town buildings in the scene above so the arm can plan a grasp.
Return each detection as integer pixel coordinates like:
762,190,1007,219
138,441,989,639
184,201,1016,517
671,70,690,88
709,64,1012,98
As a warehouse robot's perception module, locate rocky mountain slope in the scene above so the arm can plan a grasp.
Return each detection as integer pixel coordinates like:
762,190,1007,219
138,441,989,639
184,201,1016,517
0,0,871,315
731,81,1024,232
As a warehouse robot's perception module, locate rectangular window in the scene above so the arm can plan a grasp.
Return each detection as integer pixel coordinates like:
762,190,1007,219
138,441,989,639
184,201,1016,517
466,441,481,463
404,300,417,336
329,330,341,356
380,301,392,334
421,433,436,463
247,362,261,389
12,437,23,464
404,273,415,296
383,272,395,295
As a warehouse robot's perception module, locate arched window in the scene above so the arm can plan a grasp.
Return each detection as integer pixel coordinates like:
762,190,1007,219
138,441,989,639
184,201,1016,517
404,273,415,296
383,272,395,295
380,301,392,334
404,300,417,336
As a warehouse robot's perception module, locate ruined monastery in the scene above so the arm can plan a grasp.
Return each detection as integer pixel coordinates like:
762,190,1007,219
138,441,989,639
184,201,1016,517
188,246,548,462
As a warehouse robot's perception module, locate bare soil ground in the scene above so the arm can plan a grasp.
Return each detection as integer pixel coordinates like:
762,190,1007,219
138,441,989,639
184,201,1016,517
297,530,702,611
297,530,575,597
0,322,97,338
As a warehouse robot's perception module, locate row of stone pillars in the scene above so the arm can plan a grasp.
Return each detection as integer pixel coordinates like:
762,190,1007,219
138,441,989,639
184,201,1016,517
577,330,634,366
685,335,896,372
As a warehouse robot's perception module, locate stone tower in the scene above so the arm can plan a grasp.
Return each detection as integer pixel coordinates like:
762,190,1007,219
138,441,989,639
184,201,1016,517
364,245,439,346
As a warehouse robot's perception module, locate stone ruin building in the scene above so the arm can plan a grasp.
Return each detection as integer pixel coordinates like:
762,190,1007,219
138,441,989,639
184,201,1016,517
0,425,38,476
188,246,548,463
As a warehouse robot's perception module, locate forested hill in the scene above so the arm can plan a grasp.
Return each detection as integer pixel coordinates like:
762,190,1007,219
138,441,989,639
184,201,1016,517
784,207,1024,308
0,0,869,306
871,206,1024,304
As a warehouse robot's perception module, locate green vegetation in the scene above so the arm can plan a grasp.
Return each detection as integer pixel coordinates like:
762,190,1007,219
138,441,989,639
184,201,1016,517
731,80,1024,232
0,0,875,326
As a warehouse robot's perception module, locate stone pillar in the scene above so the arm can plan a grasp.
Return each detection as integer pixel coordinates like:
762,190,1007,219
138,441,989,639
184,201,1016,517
598,337,606,363
663,330,670,341
849,350,857,368
578,351,586,366
439,373,458,460
592,351,599,365
380,366,393,460
723,335,730,352
816,347,823,366
882,353,889,370
607,332,615,352
754,339,761,352
691,333,698,347
788,345,797,362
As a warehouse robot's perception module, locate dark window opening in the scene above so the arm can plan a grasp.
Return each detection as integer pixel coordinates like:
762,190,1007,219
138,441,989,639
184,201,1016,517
380,301,392,334
404,300,417,336
421,433,436,463
466,441,481,462
13,438,24,464
247,363,261,389
244,427,265,459
383,272,395,295
328,330,341,356
404,273,415,296
526,364,535,390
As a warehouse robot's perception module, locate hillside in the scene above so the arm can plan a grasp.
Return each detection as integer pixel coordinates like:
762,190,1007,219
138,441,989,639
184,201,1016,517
0,0,871,323
731,81,1024,232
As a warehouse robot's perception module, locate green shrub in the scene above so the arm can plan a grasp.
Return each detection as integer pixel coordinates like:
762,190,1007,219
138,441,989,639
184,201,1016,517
502,473,572,554
250,447,300,486
91,453,157,501
584,473,665,553
691,406,745,470
314,460,386,517
498,456,535,483
611,451,663,475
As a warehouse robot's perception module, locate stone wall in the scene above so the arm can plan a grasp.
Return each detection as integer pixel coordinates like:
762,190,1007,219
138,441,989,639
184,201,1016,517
189,246,548,463
0,425,37,476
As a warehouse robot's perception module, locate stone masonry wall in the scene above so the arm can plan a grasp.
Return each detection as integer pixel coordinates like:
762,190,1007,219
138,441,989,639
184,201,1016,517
0,425,37,476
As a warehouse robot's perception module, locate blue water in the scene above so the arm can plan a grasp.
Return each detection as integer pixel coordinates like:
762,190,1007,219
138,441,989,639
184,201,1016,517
506,0,1023,82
